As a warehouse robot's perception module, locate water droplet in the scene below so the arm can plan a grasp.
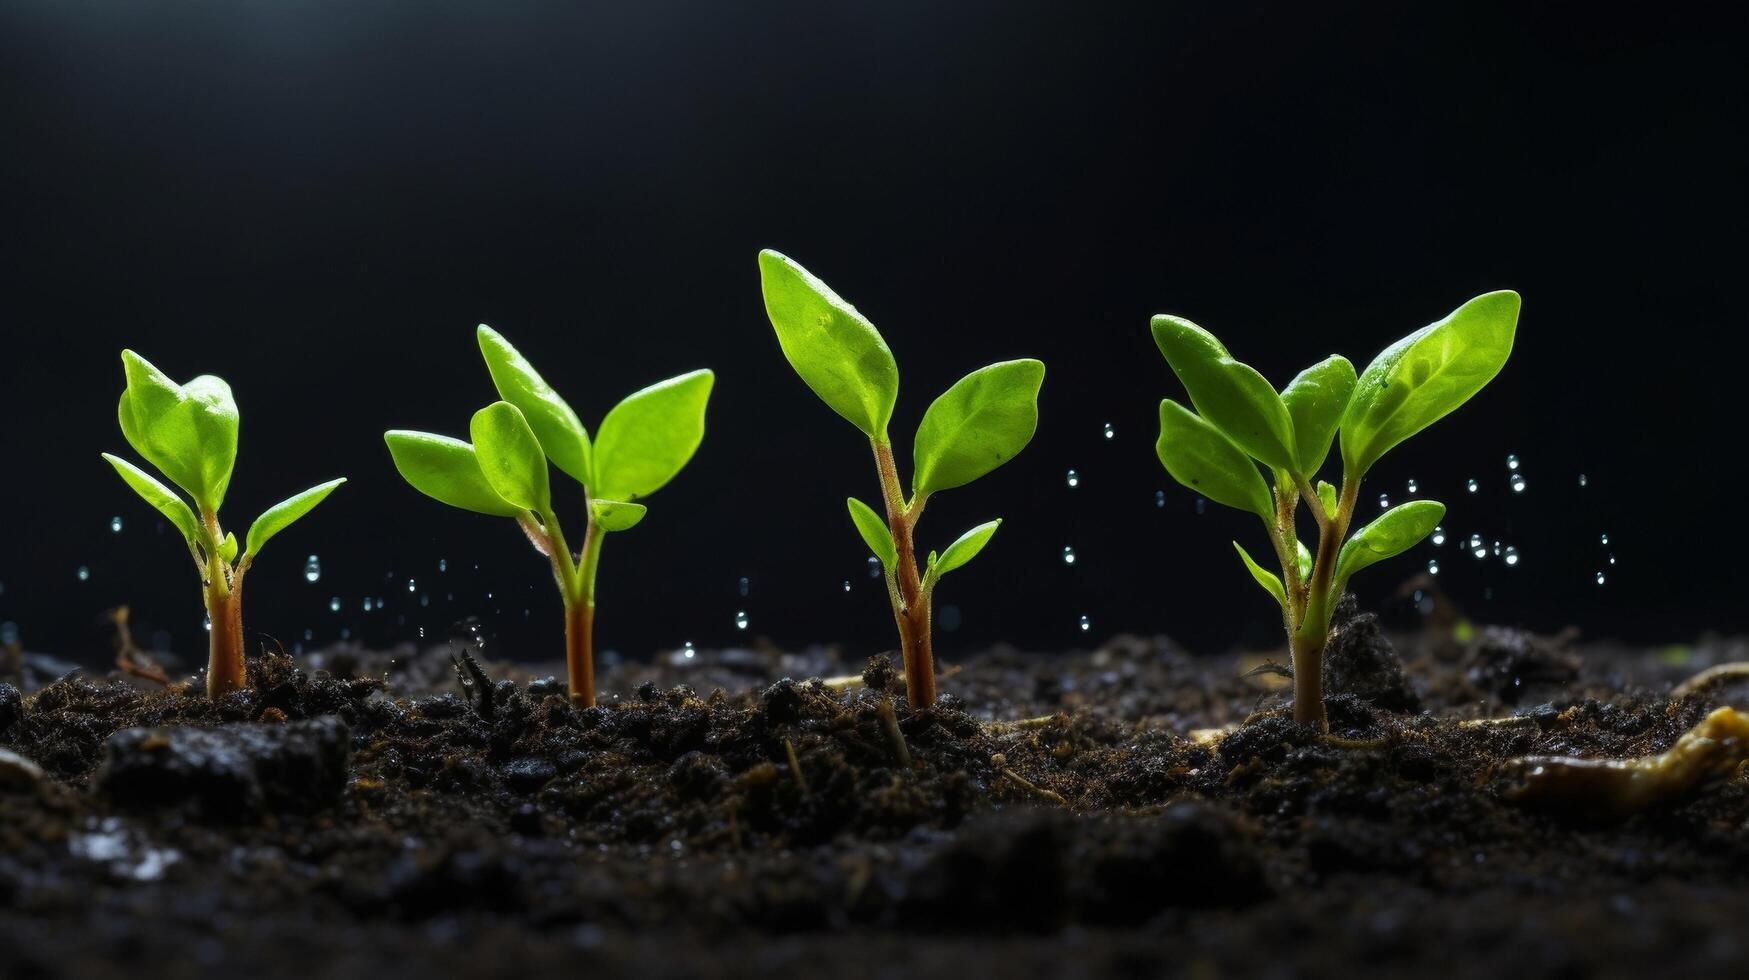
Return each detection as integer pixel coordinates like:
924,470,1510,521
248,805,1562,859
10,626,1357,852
406,578,417,593
1378,493,1390,509
734,610,749,630
1406,479,1418,494
303,628,313,641
1607,553,1617,566
1468,534,1487,560
682,641,696,660
340,628,352,640
203,612,211,632
110,516,123,533
303,555,321,583
418,626,426,638
77,566,90,582
1595,570,1607,586
1577,473,1588,488
1195,498,1206,515
866,556,881,578
361,597,374,612
1466,478,1479,493
1154,490,1166,508
1492,540,1502,557
737,576,750,597
328,596,341,612
1431,526,1446,546
1102,422,1115,440
1078,614,1091,632
1509,473,1527,493
419,594,430,607
1506,453,1520,471
438,558,448,573
841,579,852,592
1066,469,1080,488
1062,546,1077,565
1503,546,1520,567
1599,532,1610,546
1427,559,1440,575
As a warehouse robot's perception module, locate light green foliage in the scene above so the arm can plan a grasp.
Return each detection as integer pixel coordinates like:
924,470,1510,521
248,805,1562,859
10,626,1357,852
1151,316,1297,473
933,520,1001,578
912,360,1044,497
478,325,594,485
1335,500,1446,588
846,497,898,570
593,370,715,501
117,350,239,510
103,453,199,541
245,478,347,558
1154,400,1272,519
758,250,900,439
1233,541,1286,606
1280,355,1357,477
384,432,524,517
471,401,552,513
589,498,648,531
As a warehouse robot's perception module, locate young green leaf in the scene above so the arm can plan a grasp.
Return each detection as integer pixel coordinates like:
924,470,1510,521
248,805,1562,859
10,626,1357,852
219,532,239,563
1316,480,1339,518
1150,316,1298,473
1155,400,1273,519
244,478,346,558
592,369,715,502
102,453,200,543
911,359,1044,497
476,325,594,486
471,402,552,513
1335,499,1446,587
1341,291,1520,475
1296,539,1313,581
384,431,524,517
846,496,898,570
118,351,240,509
1280,355,1356,476
934,519,1001,577
758,250,900,440
589,498,648,532
1233,541,1286,607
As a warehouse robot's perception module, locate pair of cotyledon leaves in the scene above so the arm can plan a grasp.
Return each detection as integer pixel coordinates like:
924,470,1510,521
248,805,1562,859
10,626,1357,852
757,249,1042,583
385,326,712,531
1154,291,1519,602
104,350,345,563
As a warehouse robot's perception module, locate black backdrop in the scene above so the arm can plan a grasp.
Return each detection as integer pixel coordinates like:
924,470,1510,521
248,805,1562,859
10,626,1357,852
2,1,1742,670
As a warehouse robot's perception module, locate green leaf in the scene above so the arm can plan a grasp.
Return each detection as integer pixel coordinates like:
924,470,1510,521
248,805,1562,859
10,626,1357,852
1296,539,1313,580
911,360,1044,497
758,250,900,440
592,369,714,501
846,497,898,570
1233,541,1286,607
245,478,345,558
1150,316,1297,473
118,351,240,510
1341,291,1520,475
1155,400,1272,519
589,498,648,532
102,453,199,543
476,325,593,486
1316,480,1339,518
384,430,524,517
219,532,239,563
1280,355,1356,476
1335,499,1446,588
470,402,552,513
935,519,1001,577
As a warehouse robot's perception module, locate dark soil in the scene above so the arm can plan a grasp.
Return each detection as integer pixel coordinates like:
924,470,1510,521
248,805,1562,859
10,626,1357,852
3,599,1748,979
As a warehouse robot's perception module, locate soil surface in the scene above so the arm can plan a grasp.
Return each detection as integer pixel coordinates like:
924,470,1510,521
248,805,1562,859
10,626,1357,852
3,598,1748,979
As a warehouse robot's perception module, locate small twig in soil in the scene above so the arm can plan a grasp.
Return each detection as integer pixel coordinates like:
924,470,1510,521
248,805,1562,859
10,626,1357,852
878,694,913,773
990,752,1066,805
107,606,174,687
1672,662,1749,700
1457,715,1539,730
1503,706,1749,816
986,714,1062,732
1190,725,1238,747
1321,732,1396,750
451,650,495,720
783,738,809,794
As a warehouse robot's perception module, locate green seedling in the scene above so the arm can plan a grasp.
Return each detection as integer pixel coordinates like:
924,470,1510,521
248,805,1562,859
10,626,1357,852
103,351,346,698
385,326,713,707
1152,292,1519,730
758,250,1043,706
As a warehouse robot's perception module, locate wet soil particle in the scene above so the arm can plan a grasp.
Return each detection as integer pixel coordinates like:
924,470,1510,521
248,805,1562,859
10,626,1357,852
1324,595,1421,712
95,716,350,820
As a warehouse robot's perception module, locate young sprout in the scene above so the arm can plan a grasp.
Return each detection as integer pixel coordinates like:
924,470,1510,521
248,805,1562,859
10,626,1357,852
1152,292,1519,730
103,351,346,698
384,326,712,707
758,250,1044,706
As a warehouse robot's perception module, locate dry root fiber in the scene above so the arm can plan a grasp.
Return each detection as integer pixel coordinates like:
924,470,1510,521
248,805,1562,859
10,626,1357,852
1504,706,1749,817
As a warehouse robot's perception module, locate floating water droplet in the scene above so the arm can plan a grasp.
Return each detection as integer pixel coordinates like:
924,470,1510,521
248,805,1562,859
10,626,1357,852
1595,570,1607,586
361,597,374,612
1378,493,1390,509
1427,559,1440,575
1062,546,1077,565
1492,540,1502,557
1509,473,1527,493
737,576,750,597
1468,534,1487,559
1466,478,1479,493
1577,473,1588,488
1431,526,1446,546
203,613,212,632
866,556,881,578
734,610,749,630
303,628,313,641
1406,479,1418,494
110,515,123,533
329,596,341,613
1066,469,1080,488
842,579,852,592
1607,553,1617,566
1506,453,1520,471
418,626,426,639
1102,422,1115,440
682,641,696,660
438,558,448,573
1154,490,1166,508
406,578,416,592
303,555,321,583
1503,546,1520,567
1599,532,1610,546
1078,614,1091,632
77,566,90,582
419,594,430,607
1195,498,1206,515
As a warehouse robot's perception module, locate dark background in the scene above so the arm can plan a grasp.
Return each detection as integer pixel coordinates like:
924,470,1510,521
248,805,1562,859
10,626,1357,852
1,1,1742,672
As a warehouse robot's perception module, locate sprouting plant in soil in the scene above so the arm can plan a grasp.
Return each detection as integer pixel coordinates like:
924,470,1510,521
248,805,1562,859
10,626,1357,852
103,351,346,698
385,326,712,707
758,249,1044,706
1152,291,1519,730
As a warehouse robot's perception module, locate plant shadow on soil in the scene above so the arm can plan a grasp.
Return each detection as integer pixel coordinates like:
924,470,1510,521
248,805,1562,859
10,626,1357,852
2,597,1747,979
